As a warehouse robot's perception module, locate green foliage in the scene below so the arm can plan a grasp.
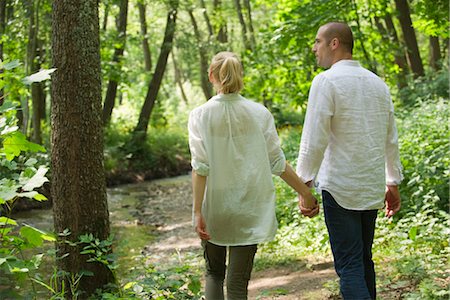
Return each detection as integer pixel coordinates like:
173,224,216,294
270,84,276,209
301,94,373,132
397,69,449,106
104,125,190,182
396,98,449,214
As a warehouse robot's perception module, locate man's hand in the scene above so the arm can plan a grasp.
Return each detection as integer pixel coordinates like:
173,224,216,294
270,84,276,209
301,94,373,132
194,213,210,240
385,185,401,217
298,194,320,218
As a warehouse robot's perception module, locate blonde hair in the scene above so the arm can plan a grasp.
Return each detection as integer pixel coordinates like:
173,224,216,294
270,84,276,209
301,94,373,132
209,51,244,94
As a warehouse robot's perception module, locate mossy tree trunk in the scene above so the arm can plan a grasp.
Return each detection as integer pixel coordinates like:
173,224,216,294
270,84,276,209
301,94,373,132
51,0,113,297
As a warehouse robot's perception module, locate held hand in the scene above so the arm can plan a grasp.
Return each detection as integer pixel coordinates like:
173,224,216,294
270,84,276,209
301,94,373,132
385,185,401,218
194,213,211,240
298,194,319,218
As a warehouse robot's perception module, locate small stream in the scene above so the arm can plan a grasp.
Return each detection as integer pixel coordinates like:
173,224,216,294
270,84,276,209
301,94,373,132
9,175,192,293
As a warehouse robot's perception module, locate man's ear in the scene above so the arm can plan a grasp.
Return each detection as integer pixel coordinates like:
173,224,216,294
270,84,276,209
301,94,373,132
330,37,339,50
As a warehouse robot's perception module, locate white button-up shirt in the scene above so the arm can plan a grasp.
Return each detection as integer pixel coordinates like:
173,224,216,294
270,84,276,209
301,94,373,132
296,60,403,210
188,93,286,246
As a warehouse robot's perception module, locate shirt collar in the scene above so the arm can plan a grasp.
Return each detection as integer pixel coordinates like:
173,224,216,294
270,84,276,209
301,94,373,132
213,93,241,101
330,59,360,69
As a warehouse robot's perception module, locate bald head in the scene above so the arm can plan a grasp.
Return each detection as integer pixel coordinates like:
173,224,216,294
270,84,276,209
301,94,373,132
321,22,354,54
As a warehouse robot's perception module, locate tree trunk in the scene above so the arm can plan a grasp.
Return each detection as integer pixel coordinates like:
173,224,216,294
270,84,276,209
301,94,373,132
234,0,250,51
429,36,441,70
28,0,44,144
102,2,109,31
242,0,256,50
214,0,227,43
52,0,113,297
394,0,424,77
375,15,408,88
351,0,376,73
200,0,213,37
133,3,178,138
0,0,6,106
188,9,213,101
102,0,128,125
137,1,152,72
172,51,188,104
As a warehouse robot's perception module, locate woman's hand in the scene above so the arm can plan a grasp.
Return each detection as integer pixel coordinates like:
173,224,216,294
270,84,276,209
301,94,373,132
298,194,320,218
194,213,211,240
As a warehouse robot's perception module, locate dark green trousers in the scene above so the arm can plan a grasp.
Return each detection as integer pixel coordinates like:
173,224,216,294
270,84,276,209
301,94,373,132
202,240,257,300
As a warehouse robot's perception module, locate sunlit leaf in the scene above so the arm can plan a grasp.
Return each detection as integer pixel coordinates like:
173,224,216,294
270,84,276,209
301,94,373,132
22,166,49,191
22,68,57,85
0,216,17,226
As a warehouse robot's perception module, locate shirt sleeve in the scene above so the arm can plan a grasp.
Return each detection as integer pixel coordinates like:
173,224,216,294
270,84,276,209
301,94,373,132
188,110,209,176
385,94,403,185
296,74,334,183
263,112,286,176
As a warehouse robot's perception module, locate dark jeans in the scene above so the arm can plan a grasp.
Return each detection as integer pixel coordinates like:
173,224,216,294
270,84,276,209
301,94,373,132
322,190,378,300
202,240,257,300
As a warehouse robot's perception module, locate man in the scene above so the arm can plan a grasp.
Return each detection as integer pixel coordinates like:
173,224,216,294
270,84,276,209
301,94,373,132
296,22,403,300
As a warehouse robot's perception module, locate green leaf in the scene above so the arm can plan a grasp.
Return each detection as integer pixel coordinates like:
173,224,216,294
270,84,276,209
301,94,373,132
0,216,17,226
20,225,44,247
20,224,56,246
2,59,21,70
2,131,46,160
33,193,48,202
408,226,418,241
22,68,57,85
22,166,49,191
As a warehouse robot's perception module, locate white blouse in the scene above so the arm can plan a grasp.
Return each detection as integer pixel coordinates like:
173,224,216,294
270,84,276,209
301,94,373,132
296,60,403,210
188,93,286,246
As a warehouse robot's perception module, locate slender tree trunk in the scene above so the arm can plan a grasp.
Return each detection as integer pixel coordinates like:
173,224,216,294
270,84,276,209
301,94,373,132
0,0,6,106
394,0,424,77
171,51,188,104
102,3,109,31
52,0,113,296
102,0,128,125
429,36,441,70
29,0,44,144
351,0,376,72
188,9,213,101
234,0,250,51
242,0,256,50
374,15,408,88
214,0,227,43
137,2,152,72
133,3,178,139
199,0,213,37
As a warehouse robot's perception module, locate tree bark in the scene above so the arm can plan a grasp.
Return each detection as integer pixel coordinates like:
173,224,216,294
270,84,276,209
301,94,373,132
429,36,441,70
234,0,250,51
188,9,213,101
133,3,178,138
0,0,6,106
394,0,424,77
213,0,227,43
28,0,45,144
137,1,152,72
351,0,376,73
171,51,188,104
102,2,109,31
375,15,408,88
200,0,213,37
52,0,113,297
242,0,256,50
102,0,128,125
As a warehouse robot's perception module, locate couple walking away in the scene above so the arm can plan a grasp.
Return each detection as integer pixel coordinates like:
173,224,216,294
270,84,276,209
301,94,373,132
188,22,403,300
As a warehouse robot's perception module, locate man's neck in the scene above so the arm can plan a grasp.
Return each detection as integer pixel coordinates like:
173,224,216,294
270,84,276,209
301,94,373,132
331,53,353,66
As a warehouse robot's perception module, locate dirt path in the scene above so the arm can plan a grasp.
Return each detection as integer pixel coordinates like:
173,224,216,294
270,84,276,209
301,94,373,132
133,175,338,299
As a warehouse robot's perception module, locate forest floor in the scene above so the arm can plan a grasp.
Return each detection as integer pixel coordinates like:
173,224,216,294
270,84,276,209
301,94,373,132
130,175,340,299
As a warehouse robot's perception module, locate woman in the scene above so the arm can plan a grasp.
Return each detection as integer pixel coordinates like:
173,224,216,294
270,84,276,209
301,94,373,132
188,51,318,300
